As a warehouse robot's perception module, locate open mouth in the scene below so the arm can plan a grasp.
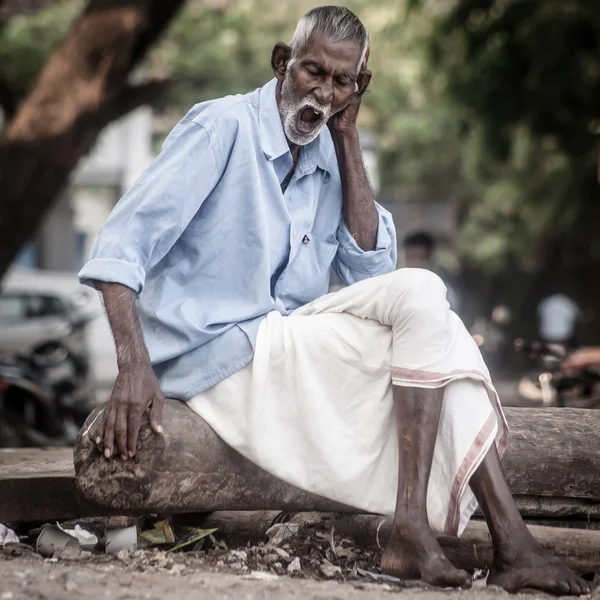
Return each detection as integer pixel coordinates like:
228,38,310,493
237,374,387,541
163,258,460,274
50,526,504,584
297,106,324,134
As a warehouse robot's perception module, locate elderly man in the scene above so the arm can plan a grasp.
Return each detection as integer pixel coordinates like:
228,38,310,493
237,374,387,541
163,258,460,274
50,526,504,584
79,6,591,595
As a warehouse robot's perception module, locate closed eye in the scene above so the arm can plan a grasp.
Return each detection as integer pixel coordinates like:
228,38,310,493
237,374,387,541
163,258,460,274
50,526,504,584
335,76,353,87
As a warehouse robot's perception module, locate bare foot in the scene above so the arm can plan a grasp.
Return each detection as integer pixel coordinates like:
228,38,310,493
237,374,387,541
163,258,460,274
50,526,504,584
489,541,595,596
381,523,472,588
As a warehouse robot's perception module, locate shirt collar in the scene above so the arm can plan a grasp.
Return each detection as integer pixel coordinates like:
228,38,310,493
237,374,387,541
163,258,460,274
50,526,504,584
258,78,331,178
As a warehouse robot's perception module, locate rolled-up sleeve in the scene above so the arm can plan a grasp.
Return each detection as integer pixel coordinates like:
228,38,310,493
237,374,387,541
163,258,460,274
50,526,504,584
78,116,222,294
333,202,397,285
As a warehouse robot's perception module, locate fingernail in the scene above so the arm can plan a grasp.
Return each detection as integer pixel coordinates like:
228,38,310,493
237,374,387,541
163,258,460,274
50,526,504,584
104,448,111,459
128,451,135,458
121,454,127,461
95,436,101,445
157,425,164,434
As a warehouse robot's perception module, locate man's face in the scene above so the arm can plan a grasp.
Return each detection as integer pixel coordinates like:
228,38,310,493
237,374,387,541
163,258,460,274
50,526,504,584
404,245,432,269
276,35,362,146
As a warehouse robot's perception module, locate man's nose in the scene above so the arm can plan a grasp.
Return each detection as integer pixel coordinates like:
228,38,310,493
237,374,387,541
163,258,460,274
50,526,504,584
313,78,333,106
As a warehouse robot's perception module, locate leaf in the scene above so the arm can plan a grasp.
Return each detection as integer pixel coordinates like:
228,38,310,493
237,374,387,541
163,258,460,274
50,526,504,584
167,528,218,553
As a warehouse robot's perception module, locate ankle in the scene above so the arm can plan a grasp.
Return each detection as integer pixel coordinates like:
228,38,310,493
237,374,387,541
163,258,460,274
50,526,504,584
492,527,536,562
393,506,429,528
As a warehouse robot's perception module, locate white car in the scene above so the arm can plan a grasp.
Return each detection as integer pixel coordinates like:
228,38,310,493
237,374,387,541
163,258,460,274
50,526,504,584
0,268,117,396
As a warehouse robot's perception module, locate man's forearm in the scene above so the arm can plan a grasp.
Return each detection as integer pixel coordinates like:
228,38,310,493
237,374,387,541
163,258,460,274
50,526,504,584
99,283,151,369
332,130,378,251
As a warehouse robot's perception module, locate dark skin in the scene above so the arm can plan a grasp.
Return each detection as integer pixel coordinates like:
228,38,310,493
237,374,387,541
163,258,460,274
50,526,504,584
381,387,594,594
93,33,593,596
271,36,378,250
96,36,379,459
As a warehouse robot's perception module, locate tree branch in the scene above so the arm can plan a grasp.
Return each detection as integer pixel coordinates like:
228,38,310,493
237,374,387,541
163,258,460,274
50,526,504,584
103,78,171,123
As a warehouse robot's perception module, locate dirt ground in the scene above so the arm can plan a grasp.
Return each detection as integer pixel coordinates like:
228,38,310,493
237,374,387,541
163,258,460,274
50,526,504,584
0,552,567,600
3,543,600,600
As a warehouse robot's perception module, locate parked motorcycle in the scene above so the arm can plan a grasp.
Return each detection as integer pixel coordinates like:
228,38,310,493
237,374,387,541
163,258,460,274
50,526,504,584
514,339,600,409
0,342,96,447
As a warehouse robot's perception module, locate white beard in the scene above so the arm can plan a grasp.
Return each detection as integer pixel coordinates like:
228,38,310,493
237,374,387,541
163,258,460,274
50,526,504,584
278,74,333,146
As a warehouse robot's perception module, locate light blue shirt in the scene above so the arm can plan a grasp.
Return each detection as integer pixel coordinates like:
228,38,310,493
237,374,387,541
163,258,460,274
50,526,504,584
79,78,397,399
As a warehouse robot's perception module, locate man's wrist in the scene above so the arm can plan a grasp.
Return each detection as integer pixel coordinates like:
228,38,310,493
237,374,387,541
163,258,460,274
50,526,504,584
116,350,152,371
331,128,360,146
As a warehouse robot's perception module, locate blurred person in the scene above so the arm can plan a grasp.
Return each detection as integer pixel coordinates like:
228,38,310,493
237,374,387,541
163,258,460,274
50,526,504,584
537,293,581,346
78,7,590,594
403,231,460,313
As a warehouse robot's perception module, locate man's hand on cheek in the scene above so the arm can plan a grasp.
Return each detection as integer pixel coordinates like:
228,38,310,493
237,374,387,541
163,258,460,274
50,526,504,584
327,68,372,137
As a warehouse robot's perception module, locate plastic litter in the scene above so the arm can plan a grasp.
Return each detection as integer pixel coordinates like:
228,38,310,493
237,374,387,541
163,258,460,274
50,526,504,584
140,520,175,546
36,525,80,557
105,526,138,555
58,523,98,549
0,524,18,546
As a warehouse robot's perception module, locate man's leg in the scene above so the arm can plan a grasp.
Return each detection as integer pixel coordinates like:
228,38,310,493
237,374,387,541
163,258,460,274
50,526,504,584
470,446,593,595
381,386,472,588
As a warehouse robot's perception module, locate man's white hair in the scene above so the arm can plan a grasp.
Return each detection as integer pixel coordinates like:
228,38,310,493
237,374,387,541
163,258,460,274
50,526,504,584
289,6,369,73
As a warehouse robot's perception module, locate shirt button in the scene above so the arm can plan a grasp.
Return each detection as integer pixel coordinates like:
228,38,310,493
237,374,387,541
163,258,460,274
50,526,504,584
302,235,310,244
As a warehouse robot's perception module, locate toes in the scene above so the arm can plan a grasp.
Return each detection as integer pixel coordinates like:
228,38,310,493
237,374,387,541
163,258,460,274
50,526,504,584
430,568,472,589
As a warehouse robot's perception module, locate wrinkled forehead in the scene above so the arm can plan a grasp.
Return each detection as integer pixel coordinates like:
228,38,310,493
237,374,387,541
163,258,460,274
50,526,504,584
294,34,364,74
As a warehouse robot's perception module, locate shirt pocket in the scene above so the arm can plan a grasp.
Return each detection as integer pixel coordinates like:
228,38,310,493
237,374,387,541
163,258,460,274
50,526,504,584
277,234,339,309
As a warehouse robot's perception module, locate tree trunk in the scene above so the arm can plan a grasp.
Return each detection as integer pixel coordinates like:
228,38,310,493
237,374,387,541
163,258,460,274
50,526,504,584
74,402,600,517
0,0,185,278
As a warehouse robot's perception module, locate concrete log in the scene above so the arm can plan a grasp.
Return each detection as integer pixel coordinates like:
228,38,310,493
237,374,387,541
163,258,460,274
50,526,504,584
74,401,600,516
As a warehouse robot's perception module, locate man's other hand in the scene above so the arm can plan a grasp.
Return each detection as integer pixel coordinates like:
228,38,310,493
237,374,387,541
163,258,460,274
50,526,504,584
327,45,371,136
98,362,164,460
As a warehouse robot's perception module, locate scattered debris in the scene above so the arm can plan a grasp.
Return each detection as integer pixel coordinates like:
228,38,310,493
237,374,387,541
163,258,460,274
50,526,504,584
168,527,217,553
36,525,80,558
227,549,248,562
105,526,137,556
319,563,342,578
265,523,299,547
5,512,409,589
356,568,402,584
58,523,98,549
140,520,175,546
287,557,301,573
54,547,92,561
0,524,18,547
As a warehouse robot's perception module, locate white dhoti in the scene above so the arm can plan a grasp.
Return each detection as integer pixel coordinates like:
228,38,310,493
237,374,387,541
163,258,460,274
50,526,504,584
188,268,508,536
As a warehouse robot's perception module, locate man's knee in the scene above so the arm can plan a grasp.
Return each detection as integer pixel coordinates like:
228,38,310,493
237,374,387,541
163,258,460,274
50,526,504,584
386,268,447,302
385,268,450,323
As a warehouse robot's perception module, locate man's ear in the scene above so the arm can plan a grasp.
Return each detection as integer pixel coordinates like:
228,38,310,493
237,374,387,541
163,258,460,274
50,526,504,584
271,42,292,82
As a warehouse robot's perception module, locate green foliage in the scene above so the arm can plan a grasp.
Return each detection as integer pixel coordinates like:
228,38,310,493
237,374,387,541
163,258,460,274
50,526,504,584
422,0,600,271
3,0,598,274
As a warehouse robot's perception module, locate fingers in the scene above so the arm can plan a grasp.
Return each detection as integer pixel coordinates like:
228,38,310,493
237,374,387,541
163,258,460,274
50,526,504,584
102,402,117,458
127,403,145,458
114,401,129,460
101,375,164,460
149,394,165,435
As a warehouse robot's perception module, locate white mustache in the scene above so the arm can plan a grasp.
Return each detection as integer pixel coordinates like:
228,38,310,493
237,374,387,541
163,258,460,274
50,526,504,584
298,98,332,120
